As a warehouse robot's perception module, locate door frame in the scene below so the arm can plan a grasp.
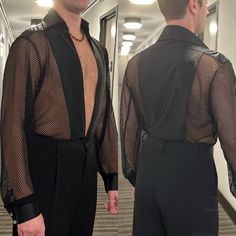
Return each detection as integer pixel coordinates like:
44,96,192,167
99,6,118,99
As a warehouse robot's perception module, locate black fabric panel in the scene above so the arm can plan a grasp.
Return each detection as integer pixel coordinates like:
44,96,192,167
139,41,202,140
85,37,106,138
44,25,85,139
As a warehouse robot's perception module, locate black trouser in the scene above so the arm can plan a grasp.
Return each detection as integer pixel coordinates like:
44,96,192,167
133,136,218,236
13,133,98,236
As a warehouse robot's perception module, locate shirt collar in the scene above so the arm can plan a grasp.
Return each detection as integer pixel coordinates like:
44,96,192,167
43,8,90,35
158,25,208,49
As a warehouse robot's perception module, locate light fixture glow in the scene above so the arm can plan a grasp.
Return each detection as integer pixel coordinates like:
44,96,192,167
111,24,116,39
122,41,133,47
0,35,4,47
0,35,4,57
209,21,218,34
124,18,142,30
121,46,131,56
122,32,136,41
35,0,53,7
129,0,156,5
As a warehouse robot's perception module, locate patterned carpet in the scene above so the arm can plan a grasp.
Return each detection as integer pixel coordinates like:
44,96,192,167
0,173,236,236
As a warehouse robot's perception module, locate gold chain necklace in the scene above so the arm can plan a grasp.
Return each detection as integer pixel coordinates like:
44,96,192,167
69,30,85,42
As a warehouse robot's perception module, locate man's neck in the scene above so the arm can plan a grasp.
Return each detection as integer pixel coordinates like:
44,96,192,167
53,4,82,34
166,18,195,34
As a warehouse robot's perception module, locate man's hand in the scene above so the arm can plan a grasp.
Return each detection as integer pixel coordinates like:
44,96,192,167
105,190,118,214
18,213,45,236
132,187,135,200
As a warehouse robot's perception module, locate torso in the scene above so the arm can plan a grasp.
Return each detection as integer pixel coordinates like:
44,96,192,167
72,35,98,136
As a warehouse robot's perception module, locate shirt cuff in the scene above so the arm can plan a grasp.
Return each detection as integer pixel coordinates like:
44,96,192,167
14,201,41,224
8,195,41,224
103,173,118,192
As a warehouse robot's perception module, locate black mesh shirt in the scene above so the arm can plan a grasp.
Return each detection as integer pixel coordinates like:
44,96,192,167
120,25,236,199
0,9,118,223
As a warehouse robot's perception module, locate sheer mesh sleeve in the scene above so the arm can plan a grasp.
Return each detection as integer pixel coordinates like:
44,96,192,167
120,55,143,186
0,37,41,223
95,48,118,193
210,61,236,198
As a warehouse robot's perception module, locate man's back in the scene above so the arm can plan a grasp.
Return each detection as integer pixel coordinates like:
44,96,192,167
120,0,236,235
121,25,236,197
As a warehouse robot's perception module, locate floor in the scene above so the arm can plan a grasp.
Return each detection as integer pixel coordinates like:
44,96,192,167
0,173,236,236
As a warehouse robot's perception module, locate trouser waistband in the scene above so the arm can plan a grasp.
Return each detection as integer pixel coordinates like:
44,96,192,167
31,133,97,153
145,135,213,155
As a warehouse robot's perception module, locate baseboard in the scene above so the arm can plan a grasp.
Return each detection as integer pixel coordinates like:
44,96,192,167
218,191,236,225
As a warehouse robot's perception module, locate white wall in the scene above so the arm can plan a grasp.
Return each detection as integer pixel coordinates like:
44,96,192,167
0,0,14,104
83,0,119,127
0,0,14,171
213,0,236,211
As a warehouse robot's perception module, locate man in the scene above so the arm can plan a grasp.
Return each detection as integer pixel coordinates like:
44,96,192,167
120,0,236,235
0,0,118,235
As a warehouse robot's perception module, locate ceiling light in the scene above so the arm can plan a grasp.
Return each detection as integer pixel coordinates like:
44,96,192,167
121,46,131,56
122,41,133,47
129,0,156,5
124,18,142,30
122,32,136,41
35,0,53,7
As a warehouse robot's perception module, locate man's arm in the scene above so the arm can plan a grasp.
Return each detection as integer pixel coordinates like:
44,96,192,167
95,48,118,193
1,37,41,223
210,61,236,198
120,55,141,187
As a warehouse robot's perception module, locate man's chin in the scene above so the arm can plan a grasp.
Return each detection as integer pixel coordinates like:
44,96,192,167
67,5,88,14
76,1,90,12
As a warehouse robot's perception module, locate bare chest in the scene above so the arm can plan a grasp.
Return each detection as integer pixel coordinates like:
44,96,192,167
73,38,99,134
74,40,98,80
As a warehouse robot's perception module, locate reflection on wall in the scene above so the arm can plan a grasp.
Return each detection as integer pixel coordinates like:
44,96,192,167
100,7,118,99
203,4,218,50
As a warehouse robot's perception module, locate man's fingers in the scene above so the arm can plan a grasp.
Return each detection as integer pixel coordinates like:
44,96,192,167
132,188,135,200
106,191,118,214
17,229,23,236
37,229,45,236
38,231,45,236
104,202,109,210
108,198,118,214
109,200,116,210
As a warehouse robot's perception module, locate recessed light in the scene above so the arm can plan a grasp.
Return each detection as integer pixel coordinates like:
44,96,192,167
124,18,142,30
129,0,156,5
122,41,134,47
122,32,136,41
35,0,53,7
